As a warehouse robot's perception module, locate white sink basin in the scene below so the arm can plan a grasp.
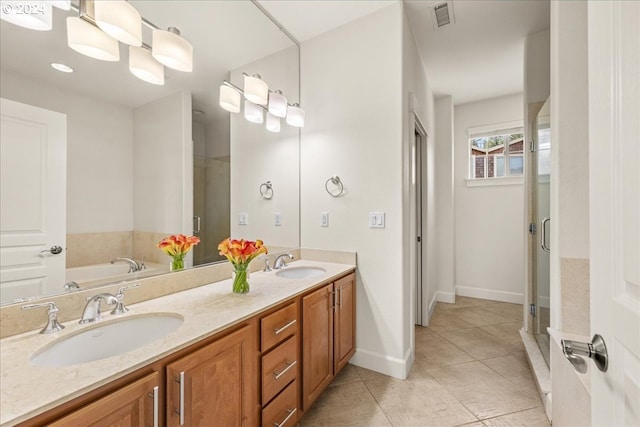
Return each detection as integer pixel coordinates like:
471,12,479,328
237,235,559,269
30,313,183,367
276,266,327,279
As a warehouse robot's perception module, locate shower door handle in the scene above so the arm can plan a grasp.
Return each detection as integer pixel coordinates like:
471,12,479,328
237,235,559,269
193,216,201,235
541,217,550,252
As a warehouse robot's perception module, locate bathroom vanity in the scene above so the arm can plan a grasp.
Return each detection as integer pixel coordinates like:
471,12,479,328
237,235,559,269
0,260,356,427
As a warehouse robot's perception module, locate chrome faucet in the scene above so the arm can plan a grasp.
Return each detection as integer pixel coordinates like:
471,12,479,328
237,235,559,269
273,253,294,269
79,293,118,324
22,302,65,334
110,257,144,273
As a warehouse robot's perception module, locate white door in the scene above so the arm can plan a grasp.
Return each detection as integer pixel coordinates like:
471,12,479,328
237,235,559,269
588,1,640,425
0,98,66,303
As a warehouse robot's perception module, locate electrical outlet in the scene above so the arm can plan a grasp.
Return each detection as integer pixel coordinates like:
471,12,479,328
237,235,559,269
321,212,329,227
238,212,248,225
274,213,282,226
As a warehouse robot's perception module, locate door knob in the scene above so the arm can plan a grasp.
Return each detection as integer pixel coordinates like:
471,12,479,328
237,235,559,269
561,334,608,373
39,245,63,255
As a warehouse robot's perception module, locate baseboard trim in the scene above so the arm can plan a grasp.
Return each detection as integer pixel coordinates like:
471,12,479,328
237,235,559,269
436,291,455,304
350,347,411,380
455,286,524,304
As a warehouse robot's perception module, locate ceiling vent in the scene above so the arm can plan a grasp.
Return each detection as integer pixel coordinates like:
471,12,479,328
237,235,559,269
430,1,455,30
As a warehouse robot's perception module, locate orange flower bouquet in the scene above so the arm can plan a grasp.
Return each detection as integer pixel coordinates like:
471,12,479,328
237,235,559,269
218,238,268,293
157,234,200,271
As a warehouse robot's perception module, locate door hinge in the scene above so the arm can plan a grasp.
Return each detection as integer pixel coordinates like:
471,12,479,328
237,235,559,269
530,303,537,317
529,140,535,152
529,223,537,235
417,236,421,243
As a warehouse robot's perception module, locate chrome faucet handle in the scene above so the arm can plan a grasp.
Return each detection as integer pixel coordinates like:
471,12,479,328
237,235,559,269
138,258,146,270
263,257,272,272
111,283,140,315
22,302,65,334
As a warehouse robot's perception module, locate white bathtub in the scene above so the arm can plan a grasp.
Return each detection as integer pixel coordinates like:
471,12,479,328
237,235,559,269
66,263,157,284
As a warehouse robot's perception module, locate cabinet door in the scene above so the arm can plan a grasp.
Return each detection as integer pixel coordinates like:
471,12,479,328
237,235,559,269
49,372,160,427
302,283,334,411
334,273,356,373
166,325,255,427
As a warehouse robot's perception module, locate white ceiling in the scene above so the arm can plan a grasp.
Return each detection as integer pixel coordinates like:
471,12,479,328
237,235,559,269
259,0,550,105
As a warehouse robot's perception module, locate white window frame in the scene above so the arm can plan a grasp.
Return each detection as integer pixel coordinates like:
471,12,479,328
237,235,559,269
467,120,524,187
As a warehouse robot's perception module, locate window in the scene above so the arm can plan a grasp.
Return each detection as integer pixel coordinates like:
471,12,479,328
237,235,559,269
469,127,524,179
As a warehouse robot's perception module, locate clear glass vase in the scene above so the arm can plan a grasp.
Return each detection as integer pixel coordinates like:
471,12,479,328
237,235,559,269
232,263,250,294
170,255,185,271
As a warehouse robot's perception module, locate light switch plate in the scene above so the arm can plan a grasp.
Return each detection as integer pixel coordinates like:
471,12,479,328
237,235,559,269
239,212,248,225
274,213,282,226
321,212,329,227
369,212,385,228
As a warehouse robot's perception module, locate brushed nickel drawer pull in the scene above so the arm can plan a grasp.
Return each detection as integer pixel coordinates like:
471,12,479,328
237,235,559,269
174,372,185,425
150,386,159,427
274,408,297,427
274,319,296,335
273,360,297,380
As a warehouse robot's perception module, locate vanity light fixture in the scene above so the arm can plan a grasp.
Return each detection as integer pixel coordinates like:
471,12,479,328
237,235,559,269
94,0,142,47
152,27,193,72
129,46,164,85
286,104,305,128
219,84,241,113
266,112,281,133
67,16,120,61
243,74,269,105
50,62,74,73
268,90,287,118
0,1,52,31
219,78,304,131
244,100,264,124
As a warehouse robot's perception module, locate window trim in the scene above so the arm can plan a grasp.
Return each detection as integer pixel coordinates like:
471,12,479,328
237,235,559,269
467,120,524,182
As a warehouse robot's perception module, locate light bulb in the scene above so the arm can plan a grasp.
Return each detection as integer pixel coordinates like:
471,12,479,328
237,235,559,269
268,90,287,118
286,104,305,128
244,101,264,124
219,85,241,113
152,27,193,72
94,0,142,47
67,17,120,61
244,74,268,106
129,46,164,85
266,113,281,132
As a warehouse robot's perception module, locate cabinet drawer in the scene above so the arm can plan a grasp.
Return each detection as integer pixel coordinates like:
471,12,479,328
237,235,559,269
262,335,298,404
261,301,298,352
262,379,299,427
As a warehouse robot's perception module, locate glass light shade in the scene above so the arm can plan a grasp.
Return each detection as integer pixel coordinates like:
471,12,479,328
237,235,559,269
266,113,281,133
94,0,142,46
152,28,193,72
219,85,241,113
244,75,268,106
66,17,120,61
286,105,305,128
1,1,52,31
244,101,264,124
50,0,71,10
268,91,287,118
129,46,164,85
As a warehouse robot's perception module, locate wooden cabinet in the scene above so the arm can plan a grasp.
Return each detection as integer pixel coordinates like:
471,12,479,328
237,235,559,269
49,372,160,427
166,325,255,427
302,273,356,411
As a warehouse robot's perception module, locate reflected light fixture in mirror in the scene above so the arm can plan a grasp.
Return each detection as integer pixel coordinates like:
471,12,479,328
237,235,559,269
245,100,264,124
94,0,142,46
0,1,52,31
268,90,287,118
220,84,241,113
129,46,164,85
67,16,120,61
286,104,305,128
266,112,281,133
152,27,193,72
244,74,269,105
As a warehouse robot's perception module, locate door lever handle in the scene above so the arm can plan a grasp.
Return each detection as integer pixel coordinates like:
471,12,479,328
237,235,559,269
561,334,608,373
39,245,63,256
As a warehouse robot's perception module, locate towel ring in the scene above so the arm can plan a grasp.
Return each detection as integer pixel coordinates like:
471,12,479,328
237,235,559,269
260,181,273,200
325,176,344,197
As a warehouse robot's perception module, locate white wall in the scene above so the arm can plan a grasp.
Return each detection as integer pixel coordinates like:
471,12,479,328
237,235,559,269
0,71,133,233
434,96,456,306
133,90,192,236
454,94,525,303
301,4,409,378
402,2,437,360
230,46,300,249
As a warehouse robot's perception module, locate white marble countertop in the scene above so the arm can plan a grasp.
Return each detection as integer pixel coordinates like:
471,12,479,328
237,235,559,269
0,260,355,426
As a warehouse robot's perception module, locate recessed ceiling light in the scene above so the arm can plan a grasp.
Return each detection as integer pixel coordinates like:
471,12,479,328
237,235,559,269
50,63,74,73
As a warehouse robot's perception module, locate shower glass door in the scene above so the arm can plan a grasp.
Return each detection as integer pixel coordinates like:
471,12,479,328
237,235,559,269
534,98,551,365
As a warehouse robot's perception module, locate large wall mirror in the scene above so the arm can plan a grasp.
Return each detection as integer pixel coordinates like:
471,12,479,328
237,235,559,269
0,1,300,305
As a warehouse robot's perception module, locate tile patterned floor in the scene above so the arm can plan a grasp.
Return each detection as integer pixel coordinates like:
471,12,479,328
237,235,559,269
300,297,550,427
